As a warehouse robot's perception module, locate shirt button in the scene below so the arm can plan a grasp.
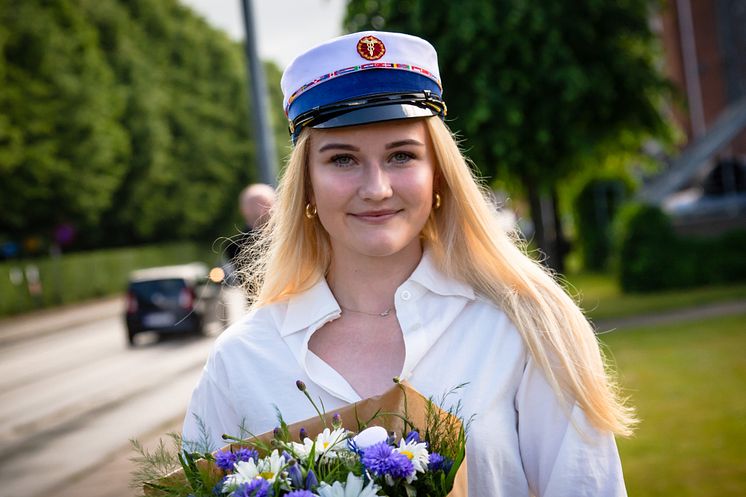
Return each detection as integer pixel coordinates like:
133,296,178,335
401,290,411,301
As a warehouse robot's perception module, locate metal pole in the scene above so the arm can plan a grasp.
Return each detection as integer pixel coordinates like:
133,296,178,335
240,0,278,186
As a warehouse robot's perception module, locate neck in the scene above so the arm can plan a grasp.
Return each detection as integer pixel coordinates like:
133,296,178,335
327,242,423,312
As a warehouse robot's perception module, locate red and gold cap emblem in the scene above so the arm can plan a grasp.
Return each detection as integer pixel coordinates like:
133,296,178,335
356,35,386,60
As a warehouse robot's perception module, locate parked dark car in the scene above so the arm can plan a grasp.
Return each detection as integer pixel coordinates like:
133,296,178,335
124,263,221,346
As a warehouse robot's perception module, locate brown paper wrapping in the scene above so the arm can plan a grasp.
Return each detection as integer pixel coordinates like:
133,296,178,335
147,381,468,496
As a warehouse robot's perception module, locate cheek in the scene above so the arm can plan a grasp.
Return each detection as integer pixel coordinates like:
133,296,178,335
403,169,434,210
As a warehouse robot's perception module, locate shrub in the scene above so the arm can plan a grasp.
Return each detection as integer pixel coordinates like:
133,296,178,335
574,177,630,270
612,203,746,292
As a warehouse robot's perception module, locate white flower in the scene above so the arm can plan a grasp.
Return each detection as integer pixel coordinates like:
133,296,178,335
395,438,430,482
317,472,380,497
221,449,286,492
289,427,349,462
352,426,388,449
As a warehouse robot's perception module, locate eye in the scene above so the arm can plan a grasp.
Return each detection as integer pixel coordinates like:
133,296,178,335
389,151,415,164
330,154,356,168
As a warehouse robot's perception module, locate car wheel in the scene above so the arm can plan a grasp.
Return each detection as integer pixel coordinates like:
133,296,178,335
127,328,137,347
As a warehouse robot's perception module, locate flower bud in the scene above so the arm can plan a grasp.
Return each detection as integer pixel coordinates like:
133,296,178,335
405,430,420,443
305,469,319,490
296,380,307,392
299,427,308,440
287,460,303,489
332,413,342,429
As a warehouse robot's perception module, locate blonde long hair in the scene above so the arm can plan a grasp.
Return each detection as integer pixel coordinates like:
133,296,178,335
243,117,636,436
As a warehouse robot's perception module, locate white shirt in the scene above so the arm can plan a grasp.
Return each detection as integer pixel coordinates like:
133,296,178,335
183,252,627,496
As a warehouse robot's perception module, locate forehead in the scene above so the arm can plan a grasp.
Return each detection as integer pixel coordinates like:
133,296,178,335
309,119,429,150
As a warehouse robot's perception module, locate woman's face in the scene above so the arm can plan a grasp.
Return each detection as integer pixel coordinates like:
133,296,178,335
307,119,435,260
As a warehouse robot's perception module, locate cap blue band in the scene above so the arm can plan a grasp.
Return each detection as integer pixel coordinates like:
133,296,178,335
287,69,442,124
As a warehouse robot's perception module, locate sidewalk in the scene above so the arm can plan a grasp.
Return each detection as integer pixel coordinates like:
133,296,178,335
593,299,746,332
0,295,125,347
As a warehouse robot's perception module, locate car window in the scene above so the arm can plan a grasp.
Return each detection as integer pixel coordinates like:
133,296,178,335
130,279,186,300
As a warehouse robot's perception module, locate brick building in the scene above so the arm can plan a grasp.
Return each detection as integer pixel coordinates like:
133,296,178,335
658,0,746,153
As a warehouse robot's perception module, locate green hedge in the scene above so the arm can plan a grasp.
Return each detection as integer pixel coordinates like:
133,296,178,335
613,203,746,292
0,242,218,316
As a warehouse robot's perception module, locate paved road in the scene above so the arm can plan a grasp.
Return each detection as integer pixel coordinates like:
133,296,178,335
0,287,248,497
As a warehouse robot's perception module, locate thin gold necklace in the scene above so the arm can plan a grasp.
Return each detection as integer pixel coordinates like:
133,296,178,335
339,304,394,318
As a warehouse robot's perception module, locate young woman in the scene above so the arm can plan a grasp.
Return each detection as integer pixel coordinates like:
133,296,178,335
183,31,633,496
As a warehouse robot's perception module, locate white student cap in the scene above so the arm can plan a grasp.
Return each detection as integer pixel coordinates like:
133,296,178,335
281,31,446,143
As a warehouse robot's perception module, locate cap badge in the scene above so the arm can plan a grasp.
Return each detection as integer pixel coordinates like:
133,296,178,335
356,35,386,61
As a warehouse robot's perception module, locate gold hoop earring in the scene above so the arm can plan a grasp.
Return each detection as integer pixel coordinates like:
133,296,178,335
433,193,442,210
305,203,317,219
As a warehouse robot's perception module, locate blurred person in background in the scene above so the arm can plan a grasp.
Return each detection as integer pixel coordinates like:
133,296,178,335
185,31,632,496
223,183,275,285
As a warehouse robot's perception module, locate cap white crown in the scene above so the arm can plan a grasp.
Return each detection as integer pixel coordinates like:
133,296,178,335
281,31,441,111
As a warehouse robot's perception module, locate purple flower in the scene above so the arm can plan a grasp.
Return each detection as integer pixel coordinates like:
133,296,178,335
215,450,237,471
235,448,258,463
361,441,415,480
232,478,271,497
428,452,453,473
299,427,308,440
286,491,315,497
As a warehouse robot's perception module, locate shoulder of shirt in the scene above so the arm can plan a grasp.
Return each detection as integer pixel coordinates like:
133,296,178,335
211,300,288,350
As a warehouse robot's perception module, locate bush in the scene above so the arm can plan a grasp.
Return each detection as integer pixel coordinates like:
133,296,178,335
612,203,746,292
574,177,630,270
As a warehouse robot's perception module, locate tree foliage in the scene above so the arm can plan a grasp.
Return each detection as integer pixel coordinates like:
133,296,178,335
344,0,673,269
0,0,287,251
346,0,670,183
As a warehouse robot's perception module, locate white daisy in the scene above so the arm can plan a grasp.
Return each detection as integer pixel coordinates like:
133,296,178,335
289,427,349,462
317,472,380,497
221,449,286,492
395,438,430,482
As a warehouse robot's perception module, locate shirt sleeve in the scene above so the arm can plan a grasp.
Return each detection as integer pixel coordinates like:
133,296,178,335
515,357,628,497
182,366,241,452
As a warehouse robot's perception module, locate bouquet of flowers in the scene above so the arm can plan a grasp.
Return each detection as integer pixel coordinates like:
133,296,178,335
131,380,469,497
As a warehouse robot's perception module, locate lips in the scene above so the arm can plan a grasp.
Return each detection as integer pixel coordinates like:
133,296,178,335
349,209,401,223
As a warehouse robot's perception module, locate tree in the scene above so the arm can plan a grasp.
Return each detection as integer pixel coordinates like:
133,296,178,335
344,0,672,271
0,1,129,241
1,0,289,251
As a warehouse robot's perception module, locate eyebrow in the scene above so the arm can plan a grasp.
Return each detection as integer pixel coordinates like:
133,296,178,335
385,139,425,149
317,143,359,153
317,139,424,153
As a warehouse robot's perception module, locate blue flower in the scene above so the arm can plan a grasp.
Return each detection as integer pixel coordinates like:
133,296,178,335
231,478,271,497
361,441,415,480
428,452,453,473
236,448,259,464
213,476,228,496
215,450,238,471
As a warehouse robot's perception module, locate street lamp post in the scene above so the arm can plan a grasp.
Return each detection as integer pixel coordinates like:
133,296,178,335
240,0,278,186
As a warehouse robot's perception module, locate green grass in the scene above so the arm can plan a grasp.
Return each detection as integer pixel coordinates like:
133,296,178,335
564,272,746,320
600,314,746,496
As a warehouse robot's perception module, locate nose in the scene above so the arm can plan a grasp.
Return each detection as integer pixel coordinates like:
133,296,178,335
358,163,393,201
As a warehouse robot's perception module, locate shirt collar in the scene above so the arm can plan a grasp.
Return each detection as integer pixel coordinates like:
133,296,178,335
279,249,475,337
